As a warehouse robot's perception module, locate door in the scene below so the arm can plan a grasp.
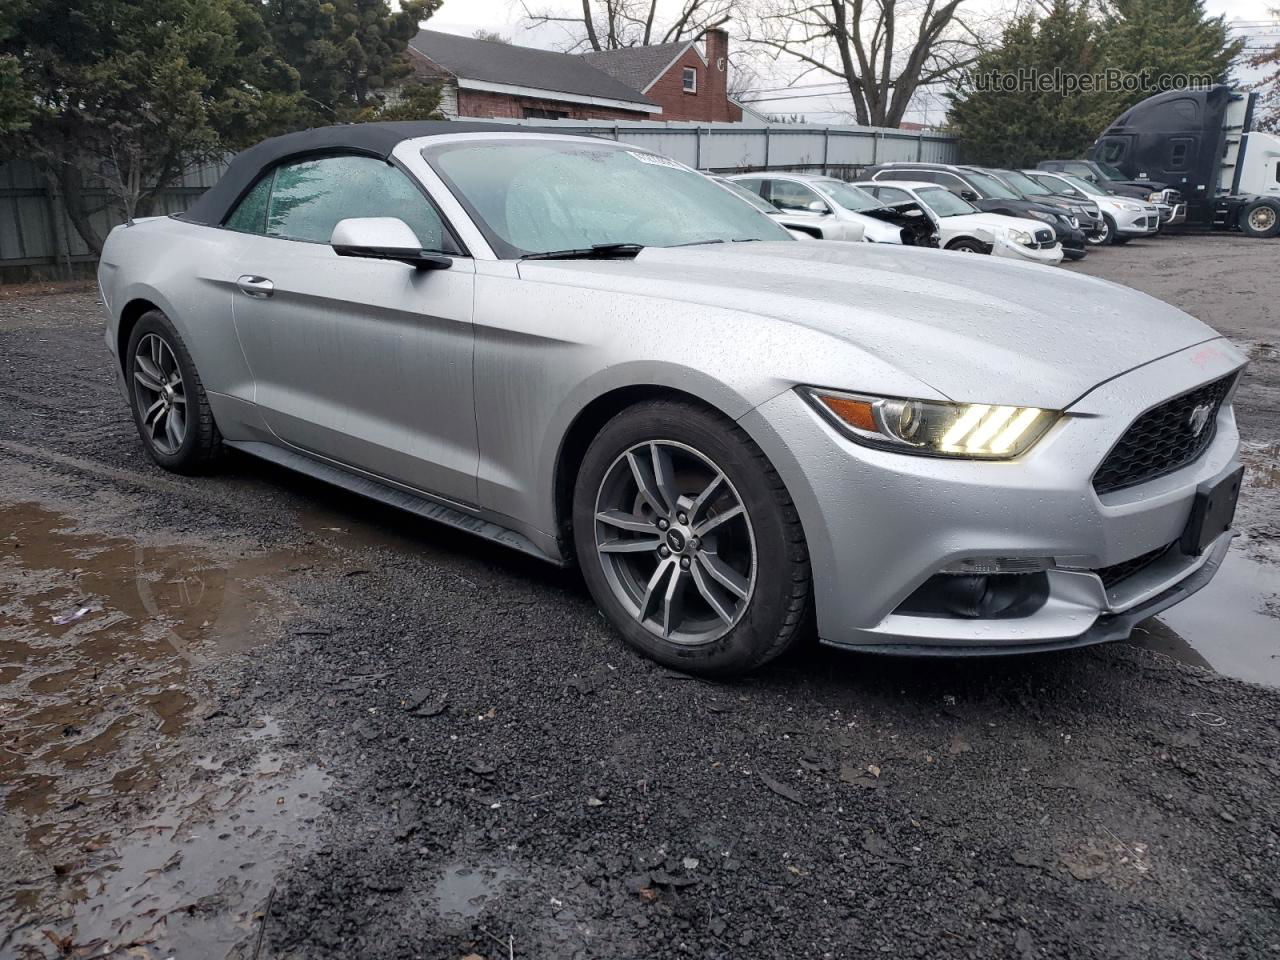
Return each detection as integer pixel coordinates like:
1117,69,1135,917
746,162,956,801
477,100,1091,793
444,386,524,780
765,180,853,240
224,154,480,505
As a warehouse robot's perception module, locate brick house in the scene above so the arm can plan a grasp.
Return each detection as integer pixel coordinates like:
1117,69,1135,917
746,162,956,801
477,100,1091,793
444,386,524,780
408,31,660,121
408,29,751,123
583,30,742,123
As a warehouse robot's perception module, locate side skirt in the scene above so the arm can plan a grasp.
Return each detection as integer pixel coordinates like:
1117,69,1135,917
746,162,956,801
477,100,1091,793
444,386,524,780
225,440,557,564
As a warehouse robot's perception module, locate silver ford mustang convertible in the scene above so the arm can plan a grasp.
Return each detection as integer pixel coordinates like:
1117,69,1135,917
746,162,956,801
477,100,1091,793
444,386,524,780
98,121,1246,675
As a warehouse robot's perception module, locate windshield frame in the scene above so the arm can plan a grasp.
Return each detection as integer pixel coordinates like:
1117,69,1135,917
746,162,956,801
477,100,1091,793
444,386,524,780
994,169,1053,197
915,186,979,217
421,137,792,259
963,170,1020,200
811,178,883,213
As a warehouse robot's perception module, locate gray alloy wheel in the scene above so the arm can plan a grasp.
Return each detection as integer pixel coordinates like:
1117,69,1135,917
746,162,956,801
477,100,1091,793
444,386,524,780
1087,217,1110,245
132,332,187,455
592,440,757,645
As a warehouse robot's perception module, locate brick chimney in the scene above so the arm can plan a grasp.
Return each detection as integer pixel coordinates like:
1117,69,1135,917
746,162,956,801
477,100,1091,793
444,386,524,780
704,28,730,121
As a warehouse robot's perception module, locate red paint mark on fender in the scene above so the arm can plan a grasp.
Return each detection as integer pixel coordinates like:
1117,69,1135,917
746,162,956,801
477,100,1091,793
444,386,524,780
1190,344,1224,366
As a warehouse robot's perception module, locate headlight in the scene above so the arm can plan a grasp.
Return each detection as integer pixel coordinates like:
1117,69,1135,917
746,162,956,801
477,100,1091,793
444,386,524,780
1117,200,1143,211
1147,191,1162,203
1066,216,1079,228
800,388,1059,459
1027,210,1054,222
1005,228,1034,246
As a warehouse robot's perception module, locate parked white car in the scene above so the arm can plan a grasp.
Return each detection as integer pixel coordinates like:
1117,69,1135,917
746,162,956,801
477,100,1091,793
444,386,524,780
725,172,936,246
711,177,815,240
1023,170,1161,245
859,181,1064,265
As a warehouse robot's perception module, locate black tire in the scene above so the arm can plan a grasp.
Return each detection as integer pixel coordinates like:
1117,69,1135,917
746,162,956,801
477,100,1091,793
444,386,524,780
1103,214,1130,245
572,400,811,677
1240,200,1280,238
125,309,222,473
946,238,987,254
1064,248,1087,261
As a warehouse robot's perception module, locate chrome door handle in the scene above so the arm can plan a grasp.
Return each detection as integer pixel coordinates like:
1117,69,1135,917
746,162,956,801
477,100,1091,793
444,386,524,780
236,275,274,299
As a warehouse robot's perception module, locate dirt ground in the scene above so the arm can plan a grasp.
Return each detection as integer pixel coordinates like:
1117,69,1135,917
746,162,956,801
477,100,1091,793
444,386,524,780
1,235,1278,959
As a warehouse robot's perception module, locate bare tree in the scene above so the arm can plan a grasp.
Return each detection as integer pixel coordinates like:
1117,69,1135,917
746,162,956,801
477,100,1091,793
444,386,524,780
472,29,512,43
743,0,987,127
523,0,736,51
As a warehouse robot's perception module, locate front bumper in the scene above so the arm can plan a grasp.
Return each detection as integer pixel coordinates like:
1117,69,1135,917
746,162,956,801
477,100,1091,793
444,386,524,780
1114,205,1162,236
992,238,1064,265
739,340,1246,653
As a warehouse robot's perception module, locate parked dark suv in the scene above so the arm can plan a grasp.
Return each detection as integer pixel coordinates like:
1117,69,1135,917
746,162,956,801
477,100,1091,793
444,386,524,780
863,162,1088,259
982,168,1106,244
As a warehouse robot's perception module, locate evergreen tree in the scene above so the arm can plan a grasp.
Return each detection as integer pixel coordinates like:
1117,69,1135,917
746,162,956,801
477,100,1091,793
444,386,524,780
947,0,1105,167
264,0,442,124
1096,0,1243,116
1,0,302,253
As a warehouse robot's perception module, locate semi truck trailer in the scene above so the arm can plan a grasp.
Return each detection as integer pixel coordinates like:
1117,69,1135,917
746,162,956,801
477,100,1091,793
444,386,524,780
1087,84,1280,238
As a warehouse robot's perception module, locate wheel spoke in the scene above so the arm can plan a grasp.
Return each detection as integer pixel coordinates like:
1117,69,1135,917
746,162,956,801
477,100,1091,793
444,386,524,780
693,503,744,537
164,409,181,449
661,565,688,638
168,406,185,445
142,398,166,427
135,354,164,388
638,557,675,623
626,451,668,517
596,509,654,533
688,472,724,523
598,536,662,554
690,559,734,624
649,443,679,514
697,551,749,600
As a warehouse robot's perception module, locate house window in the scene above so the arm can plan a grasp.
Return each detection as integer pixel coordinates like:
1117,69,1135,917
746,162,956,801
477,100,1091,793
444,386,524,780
523,107,568,120
682,67,697,93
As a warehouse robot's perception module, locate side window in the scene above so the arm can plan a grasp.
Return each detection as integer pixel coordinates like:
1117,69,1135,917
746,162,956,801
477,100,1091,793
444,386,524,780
1064,163,1093,178
768,180,824,212
1098,139,1127,165
735,178,764,197
937,173,968,195
264,155,460,252
224,175,272,234
1168,137,1193,171
905,170,938,184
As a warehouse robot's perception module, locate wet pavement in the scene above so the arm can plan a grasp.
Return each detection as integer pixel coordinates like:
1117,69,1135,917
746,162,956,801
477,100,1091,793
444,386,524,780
2,237,1279,959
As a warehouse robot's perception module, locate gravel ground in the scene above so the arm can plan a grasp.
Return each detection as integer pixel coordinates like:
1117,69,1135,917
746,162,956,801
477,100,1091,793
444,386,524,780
1,235,1278,960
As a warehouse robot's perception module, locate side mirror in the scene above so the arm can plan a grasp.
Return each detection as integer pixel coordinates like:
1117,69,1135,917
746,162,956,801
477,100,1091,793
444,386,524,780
808,200,831,214
330,217,452,270
959,189,979,202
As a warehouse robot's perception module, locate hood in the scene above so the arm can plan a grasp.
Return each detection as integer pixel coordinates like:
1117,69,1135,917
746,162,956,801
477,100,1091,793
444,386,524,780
948,213,1049,237
517,242,1220,409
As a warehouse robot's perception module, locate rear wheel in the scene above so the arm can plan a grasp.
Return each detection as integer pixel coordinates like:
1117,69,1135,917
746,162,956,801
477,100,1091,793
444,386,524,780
1241,200,1280,238
573,400,811,676
126,310,222,473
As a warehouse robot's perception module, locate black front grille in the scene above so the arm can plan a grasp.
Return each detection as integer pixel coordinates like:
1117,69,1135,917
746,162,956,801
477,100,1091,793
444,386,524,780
1093,543,1171,589
1093,374,1235,495
1033,227,1054,246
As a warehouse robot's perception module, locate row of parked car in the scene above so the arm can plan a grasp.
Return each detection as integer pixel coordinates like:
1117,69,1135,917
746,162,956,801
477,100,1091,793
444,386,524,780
713,159,1183,267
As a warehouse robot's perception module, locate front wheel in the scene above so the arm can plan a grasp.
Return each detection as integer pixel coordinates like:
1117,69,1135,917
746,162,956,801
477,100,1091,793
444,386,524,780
1086,217,1111,245
572,400,811,676
947,238,987,254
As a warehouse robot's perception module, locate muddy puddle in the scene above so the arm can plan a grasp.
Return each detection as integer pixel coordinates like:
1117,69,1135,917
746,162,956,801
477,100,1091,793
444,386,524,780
0,501,325,958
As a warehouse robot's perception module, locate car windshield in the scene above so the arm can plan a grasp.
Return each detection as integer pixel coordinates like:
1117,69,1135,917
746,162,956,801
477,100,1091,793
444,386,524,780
1061,173,1108,197
964,171,1020,200
814,180,882,212
1094,161,1127,179
917,187,978,217
996,170,1052,197
424,140,792,257
715,178,779,215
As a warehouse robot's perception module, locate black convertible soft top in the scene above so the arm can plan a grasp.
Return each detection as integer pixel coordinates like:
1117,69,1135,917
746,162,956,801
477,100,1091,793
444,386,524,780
180,120,562,226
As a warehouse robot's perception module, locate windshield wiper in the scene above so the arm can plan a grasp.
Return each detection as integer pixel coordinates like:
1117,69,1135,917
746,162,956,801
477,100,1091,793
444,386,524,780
522,242,644,261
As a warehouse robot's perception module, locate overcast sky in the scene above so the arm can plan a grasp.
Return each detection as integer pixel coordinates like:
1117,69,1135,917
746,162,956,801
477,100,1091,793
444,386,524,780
424,0,1279,125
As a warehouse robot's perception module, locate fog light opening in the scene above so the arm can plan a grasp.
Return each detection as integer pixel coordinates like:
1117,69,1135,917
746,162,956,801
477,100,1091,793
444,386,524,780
896,572,1050,620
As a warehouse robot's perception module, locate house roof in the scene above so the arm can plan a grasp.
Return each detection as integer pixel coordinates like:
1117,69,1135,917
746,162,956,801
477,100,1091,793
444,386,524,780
409,31,657,109
581,41,697,93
